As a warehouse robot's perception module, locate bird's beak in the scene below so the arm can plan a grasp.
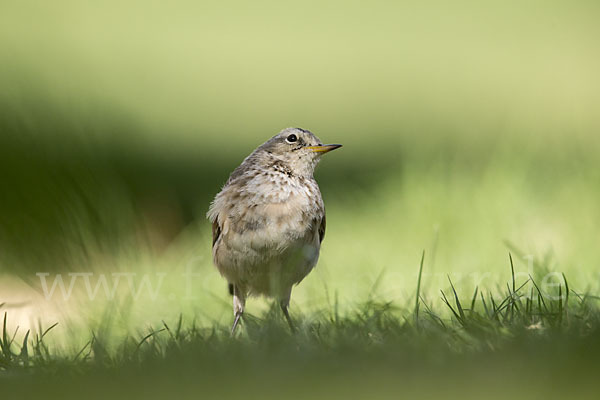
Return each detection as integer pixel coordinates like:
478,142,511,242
306,144,343,153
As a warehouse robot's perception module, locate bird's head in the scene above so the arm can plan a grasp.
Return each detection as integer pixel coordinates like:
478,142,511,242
256,128,342,178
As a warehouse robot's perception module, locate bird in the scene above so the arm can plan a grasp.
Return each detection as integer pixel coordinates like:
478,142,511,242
207,127,342,334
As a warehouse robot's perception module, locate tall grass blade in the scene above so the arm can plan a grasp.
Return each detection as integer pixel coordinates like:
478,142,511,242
470,286,478,311
20,330,30,360
509,253,516,292
447,276,465,321
440,290,462,323
415,250,425,321
529,275,548,313
562,273,569,309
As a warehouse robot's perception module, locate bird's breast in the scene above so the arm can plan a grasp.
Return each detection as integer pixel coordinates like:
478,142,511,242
226,178,322,246
235,199,318,249
211,175,324,292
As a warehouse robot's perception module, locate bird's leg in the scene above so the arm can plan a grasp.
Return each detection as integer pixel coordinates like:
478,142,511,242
231,285,246,335
280,302,295,333
231,313,242,335
279,290,296,333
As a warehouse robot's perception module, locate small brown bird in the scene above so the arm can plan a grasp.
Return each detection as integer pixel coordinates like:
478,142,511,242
207,128,341,333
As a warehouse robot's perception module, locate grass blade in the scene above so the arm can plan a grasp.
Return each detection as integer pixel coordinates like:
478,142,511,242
415,250,425,321
447,276,465,321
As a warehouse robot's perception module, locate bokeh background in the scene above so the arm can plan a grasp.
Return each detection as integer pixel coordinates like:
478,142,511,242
1,0,599,346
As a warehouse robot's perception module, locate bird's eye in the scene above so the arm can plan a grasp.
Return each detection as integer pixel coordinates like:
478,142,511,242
286,134,298,143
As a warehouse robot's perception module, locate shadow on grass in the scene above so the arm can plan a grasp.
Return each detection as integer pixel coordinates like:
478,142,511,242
0,97,395,274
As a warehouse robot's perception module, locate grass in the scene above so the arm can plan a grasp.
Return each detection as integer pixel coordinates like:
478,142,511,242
2,256,600,399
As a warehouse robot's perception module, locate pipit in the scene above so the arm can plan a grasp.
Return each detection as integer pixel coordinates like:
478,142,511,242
207,128,341,333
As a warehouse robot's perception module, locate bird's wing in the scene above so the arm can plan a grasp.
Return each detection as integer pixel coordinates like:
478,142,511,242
318,214,326,244
212,219,222,248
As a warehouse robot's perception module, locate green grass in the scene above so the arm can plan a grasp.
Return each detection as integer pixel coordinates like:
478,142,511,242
2,260,600,399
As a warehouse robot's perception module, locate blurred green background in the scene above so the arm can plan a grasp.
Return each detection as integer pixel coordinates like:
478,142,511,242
1,0,600,345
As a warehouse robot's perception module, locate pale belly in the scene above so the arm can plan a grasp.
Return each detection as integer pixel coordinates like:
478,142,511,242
213,220,321,298
210,175,324,298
